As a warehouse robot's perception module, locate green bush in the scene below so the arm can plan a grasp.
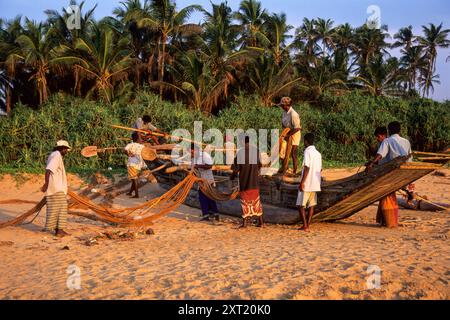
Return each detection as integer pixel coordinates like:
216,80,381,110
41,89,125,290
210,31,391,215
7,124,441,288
0,91,448,170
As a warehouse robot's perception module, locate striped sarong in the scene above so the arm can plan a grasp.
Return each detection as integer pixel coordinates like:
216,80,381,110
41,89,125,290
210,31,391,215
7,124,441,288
45,192,68,231
127,166,140,180
376,192,399,228
240,189,263,219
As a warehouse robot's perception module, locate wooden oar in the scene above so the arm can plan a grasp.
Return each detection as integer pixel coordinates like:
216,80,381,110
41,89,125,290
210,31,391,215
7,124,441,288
413,151,450,157
417,157,450,161
165,164,232,174
81,145,157,161
81,146,120,158
111,124,224,148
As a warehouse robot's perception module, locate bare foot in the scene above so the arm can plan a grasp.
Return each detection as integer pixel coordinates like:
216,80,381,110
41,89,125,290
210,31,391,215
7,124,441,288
298,226,310,232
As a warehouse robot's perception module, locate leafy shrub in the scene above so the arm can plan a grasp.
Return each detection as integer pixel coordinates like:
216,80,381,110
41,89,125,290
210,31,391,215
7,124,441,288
0,91,448,170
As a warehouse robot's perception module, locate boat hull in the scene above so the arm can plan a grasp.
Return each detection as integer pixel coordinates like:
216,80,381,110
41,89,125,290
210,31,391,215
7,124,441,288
154,157,444,224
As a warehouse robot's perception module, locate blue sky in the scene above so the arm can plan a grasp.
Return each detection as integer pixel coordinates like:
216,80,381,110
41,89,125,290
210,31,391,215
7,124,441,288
1,0,449,100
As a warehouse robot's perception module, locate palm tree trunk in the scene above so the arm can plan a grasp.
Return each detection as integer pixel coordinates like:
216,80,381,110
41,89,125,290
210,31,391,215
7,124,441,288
6,86,11,115
159,34,167,99
148,49,156,84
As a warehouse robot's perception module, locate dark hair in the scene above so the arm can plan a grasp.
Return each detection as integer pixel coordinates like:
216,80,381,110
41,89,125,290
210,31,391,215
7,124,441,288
374,126,387,136
131,132,139,142
388,121,401,135
304,133,315,145
142,115,151,123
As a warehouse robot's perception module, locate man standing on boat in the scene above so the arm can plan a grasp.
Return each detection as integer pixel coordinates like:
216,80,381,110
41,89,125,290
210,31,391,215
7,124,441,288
278,97,301,175
297,133,322,232
133,115,163,144
366,121,412,228
191,143,220,222
231,136,264,228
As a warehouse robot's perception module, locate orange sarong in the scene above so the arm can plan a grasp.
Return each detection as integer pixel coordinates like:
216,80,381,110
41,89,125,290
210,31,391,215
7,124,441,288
376,192,399,228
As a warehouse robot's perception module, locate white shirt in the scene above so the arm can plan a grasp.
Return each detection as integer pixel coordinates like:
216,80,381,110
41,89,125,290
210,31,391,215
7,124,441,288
125,143,146,170
282,107,301,130
134,117,158,132
377,134,412,163
194,151,215,185
225,141,236,165
301,146,322,192
45,151,68,196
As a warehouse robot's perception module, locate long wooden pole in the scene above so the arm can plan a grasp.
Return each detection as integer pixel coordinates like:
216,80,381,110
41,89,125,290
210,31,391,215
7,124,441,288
111,124,206,146
111,124,234,151
413,151,450,157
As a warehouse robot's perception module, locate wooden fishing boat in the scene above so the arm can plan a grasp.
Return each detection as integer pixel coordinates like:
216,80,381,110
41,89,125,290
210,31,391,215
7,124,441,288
153,156,446,224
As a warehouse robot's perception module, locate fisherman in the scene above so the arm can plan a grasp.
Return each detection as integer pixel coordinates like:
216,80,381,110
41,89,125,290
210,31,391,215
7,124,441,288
41,140,71,237
366,126,388,166
374,126,388,145
133,115,161,144
191,143,220,222
366,121,412,228
125,132,147,198
278,97,301,175
231,136,264,228
297,133,322,232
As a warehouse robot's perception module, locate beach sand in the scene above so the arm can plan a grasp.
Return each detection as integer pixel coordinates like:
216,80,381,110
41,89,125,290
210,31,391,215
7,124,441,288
0,168,448,300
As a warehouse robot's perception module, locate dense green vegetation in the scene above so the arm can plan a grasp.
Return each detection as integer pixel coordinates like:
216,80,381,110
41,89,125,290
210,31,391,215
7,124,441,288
1,0,449,171
0,92,448,170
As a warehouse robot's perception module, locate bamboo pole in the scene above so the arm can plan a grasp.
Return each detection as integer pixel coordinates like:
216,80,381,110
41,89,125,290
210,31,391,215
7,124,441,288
111,124,201,145
111,125,235,151
413,151,450,157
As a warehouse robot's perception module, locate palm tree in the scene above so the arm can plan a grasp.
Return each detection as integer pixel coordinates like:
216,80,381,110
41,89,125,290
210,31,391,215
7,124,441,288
45,1,97,96
44,0,96,46
417,23,450,96
54,24,133,103
297,58,347,100
234,0,269,48
332,23,355,74
295,18,320,63
111,0,157,90
133,0,202,97
418,69,440,96
249,55,302,106
0,16,23,113
400,45,426,92
160,50,231,112
263,13,293,65
392,25,416,50
201,2,240,62
314,18,335,58
353,24,390,68
199,1,248,111
355,56,404,96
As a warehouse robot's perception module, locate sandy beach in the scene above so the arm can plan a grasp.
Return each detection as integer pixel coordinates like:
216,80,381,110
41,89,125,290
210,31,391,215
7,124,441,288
0,168,448,300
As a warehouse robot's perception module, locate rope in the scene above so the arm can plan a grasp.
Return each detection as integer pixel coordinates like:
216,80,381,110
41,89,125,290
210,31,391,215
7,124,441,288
0,171,239,229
